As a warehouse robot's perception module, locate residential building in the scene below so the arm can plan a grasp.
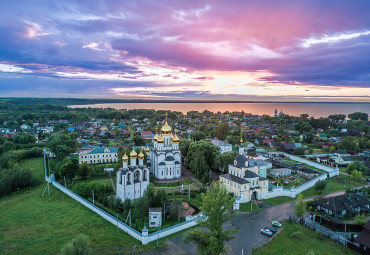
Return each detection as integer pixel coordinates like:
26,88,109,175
269,168,292,177
149,208,162,227
211,139,232,154
355,220,370,253
78,147,119,164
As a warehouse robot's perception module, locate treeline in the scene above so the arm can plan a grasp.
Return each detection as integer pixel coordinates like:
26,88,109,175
0,147,43,168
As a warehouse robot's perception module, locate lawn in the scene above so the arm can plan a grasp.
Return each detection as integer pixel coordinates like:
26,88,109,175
239,201,262,212
301,174,366,198
0,158,163,254
263,196,294,206
253,222,356,255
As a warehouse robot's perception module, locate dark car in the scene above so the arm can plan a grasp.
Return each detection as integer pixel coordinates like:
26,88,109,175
265,227,278,233
366,178,370,182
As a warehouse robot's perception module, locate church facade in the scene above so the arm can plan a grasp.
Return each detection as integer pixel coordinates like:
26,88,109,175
149,115,182,180
219,137,269,203
116,149,149,201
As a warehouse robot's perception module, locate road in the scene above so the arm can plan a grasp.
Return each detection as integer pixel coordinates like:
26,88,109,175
142,189,369,255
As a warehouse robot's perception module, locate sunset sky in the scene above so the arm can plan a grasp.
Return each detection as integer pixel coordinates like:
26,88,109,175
1,0,370,101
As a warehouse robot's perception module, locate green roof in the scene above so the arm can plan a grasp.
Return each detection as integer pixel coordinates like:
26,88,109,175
89,147,119,154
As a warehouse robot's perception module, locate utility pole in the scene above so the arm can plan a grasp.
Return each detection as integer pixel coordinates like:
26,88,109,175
64,176,67,187
92,190,94,205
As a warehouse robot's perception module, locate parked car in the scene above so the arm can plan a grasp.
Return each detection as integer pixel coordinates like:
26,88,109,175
265,227,278,233
366,178,370,182
272,221,282,227
261,228,273,236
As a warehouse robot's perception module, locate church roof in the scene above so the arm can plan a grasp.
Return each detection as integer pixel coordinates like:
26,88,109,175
221,173,249,184
235,155,248,168
159,162,166,165
89,147,118,154
244,170,259,178
175,161,181,164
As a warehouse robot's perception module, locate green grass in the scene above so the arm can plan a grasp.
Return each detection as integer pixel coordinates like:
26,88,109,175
152,179,194,187
301,174,366,199
0,158,164,254
253,222,356,255
264,196,294,206
239,201,262,212
167,193,203,208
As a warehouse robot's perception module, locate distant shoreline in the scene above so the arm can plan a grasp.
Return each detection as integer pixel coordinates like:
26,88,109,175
1,97,369,105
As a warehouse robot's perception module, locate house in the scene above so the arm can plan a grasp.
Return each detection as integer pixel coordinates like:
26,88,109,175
269,168,292,178
355,220,370,253
316,133,327,140
296,167,320,179
335,155,366,166
311,194,370,217
20,124,31,130
211,139,233,154
149,208,162,228
78,147,119,164
141,131,153,139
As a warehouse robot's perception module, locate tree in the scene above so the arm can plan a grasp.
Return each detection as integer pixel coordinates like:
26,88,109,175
3,141,15,152
13,133,36,144
351,170,364,182
184,182,237,255
60,158,79,183
347,161,368,176
215,123,230,140
78,162,91,180
354,214,367,226
328,114,346,122
47,133,77,160
132,135,146,146
190,131,206,141
214,151,237,172
294,193,306,218
179,139,192,163
58,234,91,255
294,147,305,155
300,114,309,119
314,180,327,194
348,112,368,121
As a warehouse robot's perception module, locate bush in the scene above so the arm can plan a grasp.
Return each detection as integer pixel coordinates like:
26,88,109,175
315,230,325,240
58,234,91,255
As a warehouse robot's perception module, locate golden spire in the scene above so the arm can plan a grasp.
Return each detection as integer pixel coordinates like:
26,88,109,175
122,149,128,162
130,143,137,158
161,112,172,134
145,144,150,152
240,128,244,144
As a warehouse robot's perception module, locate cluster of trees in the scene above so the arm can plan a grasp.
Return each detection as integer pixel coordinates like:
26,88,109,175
0,166,39,198
347,161,369,176
0,147,43,169
47,133,77,160
186,140,220,183
338,136,370,152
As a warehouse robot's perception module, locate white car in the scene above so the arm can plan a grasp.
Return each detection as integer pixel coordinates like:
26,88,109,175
261,228,273,236
272,221,282,228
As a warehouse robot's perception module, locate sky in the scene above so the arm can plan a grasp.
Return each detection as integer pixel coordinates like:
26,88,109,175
0,0,370,102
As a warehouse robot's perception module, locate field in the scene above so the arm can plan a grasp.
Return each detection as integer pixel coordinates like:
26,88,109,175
239,201,262,212
0,158,163,254
253,222,356,255
263,196,294,206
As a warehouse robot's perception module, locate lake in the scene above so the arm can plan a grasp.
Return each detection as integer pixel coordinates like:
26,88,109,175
69,102,370,118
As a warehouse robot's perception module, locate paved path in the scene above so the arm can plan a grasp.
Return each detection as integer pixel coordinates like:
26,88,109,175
142,189,365,255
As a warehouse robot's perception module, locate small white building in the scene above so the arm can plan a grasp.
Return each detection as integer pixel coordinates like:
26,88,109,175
211,139,233,154
149,208,162,228
269,168,292,177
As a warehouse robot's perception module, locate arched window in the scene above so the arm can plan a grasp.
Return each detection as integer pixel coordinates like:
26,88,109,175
127,173,131,185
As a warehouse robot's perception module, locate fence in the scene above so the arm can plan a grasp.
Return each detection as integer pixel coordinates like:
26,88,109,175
42,149,204,244
312,215,364,233
299,217,370,255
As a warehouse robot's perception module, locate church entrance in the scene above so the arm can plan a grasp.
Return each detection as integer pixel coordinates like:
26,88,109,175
252,191,258,200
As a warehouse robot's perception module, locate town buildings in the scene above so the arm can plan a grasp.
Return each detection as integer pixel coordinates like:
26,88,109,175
211,139,233,154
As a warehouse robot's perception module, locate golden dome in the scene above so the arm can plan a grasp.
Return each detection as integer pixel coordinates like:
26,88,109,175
161,121,172,134
240,137,243,144
172,133,180,143
153,127,159,141
171,133,174,139
138,150,145,159
122,151,129,162
145,145,150,152
157,134,164,143
130,148,137,158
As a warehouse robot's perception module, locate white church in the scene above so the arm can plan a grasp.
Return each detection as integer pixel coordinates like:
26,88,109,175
149,114,182,180
116,148,150,201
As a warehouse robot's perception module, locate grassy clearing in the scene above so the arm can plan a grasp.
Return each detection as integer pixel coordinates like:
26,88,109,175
0,158,163,254
263,196,294,206
253,222,356,255
239,201,262,212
